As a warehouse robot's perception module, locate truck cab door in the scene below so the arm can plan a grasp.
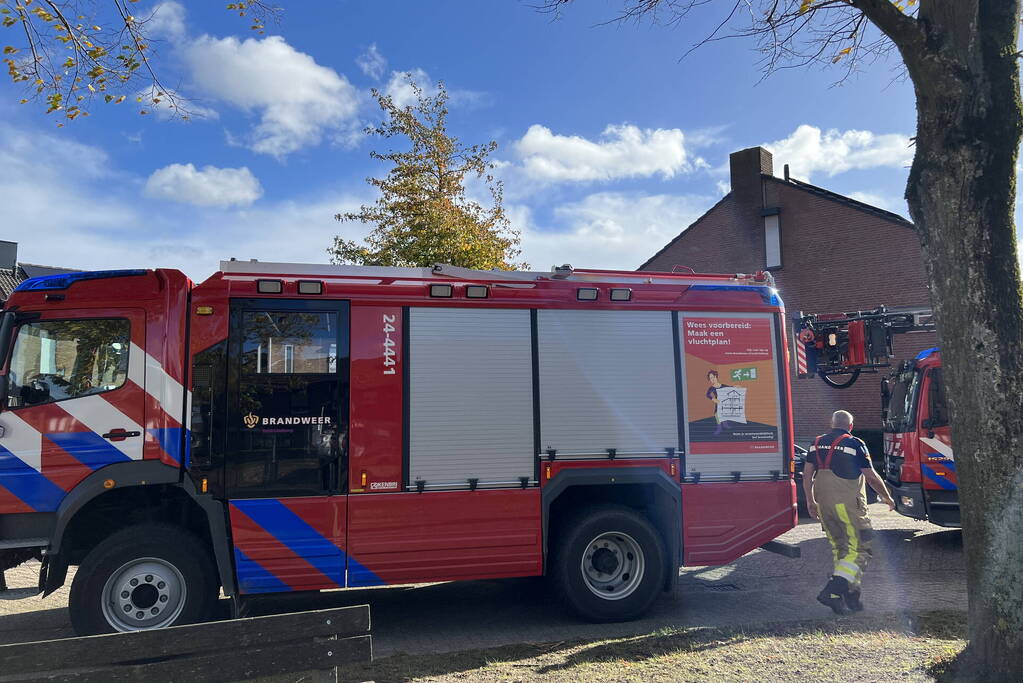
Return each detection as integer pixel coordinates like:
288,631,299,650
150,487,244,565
223,300,350,594
918,367,956,490
0,309,146,513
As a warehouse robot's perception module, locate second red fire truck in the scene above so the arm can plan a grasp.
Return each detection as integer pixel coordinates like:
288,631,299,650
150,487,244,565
0,261,799,634
793,307,957,526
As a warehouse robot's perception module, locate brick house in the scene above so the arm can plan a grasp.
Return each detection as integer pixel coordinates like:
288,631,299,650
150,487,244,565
640,146,937,447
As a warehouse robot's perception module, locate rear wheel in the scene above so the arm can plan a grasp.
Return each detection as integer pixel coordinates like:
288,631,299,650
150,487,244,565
551,505,666,622
69,523,216,635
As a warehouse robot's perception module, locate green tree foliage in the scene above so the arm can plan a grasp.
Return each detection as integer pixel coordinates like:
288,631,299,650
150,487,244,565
330,75,524,270
0,0,275,122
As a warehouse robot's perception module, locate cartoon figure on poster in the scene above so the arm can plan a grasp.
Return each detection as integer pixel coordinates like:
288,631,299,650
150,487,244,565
706,370,748,434
706,370,748,435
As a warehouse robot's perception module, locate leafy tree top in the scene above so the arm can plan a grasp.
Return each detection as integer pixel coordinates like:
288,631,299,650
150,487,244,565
330,75,524,271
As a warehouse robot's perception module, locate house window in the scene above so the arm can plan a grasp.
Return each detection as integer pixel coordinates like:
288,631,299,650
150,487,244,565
763,209,782,269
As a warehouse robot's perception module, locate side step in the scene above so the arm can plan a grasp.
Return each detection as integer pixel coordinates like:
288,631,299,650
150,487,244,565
760,540,801,558
0,538,48,551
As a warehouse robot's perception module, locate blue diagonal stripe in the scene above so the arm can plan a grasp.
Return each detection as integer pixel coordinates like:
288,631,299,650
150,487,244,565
46,431,131,470
233,547,290,593
147,427,184,465
922,464,957,490
347,557,386,587
0,444,66,511
232,499,344,586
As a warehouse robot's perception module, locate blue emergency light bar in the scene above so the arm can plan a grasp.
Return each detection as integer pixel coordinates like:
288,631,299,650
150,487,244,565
14,269,148,292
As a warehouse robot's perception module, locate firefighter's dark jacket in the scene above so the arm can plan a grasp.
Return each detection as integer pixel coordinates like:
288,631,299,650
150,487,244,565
807,428,871,480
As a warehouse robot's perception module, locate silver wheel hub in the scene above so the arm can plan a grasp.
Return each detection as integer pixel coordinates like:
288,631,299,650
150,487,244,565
581,531,645,601
101,558,187,631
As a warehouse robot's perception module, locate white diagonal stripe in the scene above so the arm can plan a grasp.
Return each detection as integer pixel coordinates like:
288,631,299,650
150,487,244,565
920,436,954,461
128,342,146,387
0,411,43,472
58,395,144,460
137,346,185,422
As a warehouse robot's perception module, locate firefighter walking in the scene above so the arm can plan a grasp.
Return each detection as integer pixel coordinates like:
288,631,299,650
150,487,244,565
803,410,895,614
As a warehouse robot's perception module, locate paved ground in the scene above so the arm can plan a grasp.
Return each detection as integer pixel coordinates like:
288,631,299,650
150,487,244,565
0,506,965,657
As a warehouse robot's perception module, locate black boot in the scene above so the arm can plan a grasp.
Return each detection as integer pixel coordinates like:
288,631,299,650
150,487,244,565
845,588,864,612
816,576,851,615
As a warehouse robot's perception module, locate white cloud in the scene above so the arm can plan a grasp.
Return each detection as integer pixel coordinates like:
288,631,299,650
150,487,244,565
184,35,360,157
146,1,186,41
515,192,710,270
0,121,370,281
382,69,489,110
383,68,432,108
514,124,692,183
356,43,387,81
144,163,263,208
764,125,912,180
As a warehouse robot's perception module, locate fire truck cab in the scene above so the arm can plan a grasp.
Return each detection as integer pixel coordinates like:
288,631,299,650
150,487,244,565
882,348,958,526
0,262,798,634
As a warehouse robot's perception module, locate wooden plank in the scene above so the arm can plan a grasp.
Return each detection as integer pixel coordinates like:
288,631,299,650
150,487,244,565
0,605,369,675
4,635,371,683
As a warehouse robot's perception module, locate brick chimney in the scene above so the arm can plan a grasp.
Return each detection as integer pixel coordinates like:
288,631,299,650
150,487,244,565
728,147,773,211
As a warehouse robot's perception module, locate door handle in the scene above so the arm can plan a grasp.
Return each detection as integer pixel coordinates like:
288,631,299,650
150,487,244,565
102,429,141,441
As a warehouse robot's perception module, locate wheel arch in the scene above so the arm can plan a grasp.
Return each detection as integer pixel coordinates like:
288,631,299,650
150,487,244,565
541,467,681,589
43,462,235,598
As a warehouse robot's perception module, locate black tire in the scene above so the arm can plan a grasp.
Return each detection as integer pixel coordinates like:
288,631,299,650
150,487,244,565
69,523,217,636
550,505,666,622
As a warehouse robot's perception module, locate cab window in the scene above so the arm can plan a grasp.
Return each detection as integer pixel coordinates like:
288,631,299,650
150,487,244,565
924,368,949,428
884,365,921,433
7,319,130,408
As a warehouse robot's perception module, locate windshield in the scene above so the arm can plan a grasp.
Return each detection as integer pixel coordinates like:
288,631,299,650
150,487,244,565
884,364,921,433
7,318,130,408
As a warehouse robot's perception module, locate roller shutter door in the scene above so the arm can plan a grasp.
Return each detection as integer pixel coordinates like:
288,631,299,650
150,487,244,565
537,309,679,456
408,307,534,487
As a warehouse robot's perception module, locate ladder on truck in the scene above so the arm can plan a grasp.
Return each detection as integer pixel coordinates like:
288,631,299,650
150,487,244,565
221,259,778,288
792,306,936,388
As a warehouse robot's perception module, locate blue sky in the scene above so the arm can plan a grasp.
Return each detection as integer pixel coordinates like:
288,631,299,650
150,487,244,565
0,1,924,282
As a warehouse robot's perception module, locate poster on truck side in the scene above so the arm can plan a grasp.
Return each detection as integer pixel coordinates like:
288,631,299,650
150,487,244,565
680,313,780,455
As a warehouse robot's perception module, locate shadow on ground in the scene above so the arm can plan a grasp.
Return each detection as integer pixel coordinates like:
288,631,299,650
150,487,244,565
335,610,966,682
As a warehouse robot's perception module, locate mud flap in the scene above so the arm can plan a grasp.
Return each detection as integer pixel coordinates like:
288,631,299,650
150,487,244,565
760,540,801,558
39,554,68,597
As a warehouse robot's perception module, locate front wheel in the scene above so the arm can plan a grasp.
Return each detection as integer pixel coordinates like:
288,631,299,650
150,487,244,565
551,505,666,622
69,523,217,635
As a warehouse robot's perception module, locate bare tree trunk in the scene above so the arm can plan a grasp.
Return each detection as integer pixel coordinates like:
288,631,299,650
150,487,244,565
901,1,1023,677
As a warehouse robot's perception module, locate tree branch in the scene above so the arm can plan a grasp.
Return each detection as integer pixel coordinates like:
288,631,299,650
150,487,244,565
846,0,924,52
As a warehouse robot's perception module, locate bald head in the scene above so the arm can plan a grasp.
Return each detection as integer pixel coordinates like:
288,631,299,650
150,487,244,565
832,410,854,430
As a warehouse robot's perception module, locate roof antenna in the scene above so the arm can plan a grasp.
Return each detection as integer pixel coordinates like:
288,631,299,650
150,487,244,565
784,164,790,181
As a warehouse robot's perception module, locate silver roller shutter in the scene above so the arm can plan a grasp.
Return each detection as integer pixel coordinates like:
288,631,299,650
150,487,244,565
408,307,534,487
537,309,679,456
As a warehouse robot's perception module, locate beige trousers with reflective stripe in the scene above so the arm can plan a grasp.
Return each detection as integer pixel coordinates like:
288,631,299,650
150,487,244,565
813,469,873,587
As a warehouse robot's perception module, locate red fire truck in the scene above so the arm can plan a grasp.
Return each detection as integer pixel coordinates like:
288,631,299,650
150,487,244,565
0,261,798,634
792,308,957,526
